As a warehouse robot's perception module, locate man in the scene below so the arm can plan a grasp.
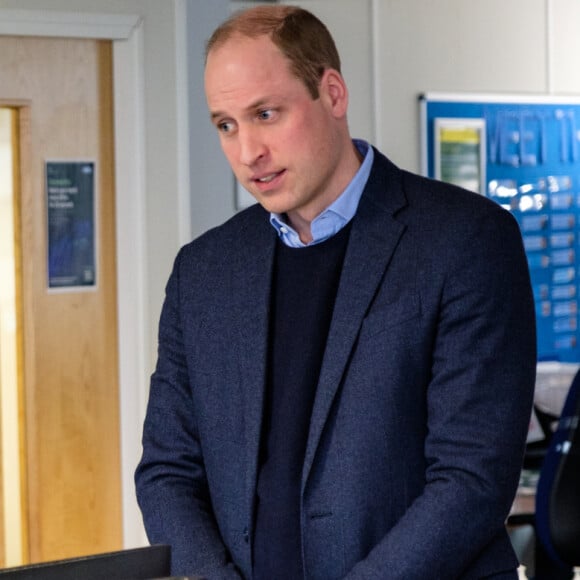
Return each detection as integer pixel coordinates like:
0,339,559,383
135,6,536,579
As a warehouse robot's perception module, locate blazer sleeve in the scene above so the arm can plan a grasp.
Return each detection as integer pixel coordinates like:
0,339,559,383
134,249,242,579
344,205,537,579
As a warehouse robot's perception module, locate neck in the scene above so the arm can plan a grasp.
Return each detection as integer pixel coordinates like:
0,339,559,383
287,140,362,244
288,213,314,245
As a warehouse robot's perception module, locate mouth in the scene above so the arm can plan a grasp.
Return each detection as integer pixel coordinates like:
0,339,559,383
257,173,279,183
252,169,285,188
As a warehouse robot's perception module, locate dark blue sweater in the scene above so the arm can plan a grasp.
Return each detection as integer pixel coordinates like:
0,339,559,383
253,224,351,579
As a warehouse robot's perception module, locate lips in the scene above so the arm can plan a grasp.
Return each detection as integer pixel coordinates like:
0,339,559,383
253,169,284,184
257,173,278,183
251,169,286,191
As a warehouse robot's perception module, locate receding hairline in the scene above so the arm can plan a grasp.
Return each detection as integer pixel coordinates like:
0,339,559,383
204,5,341,100
205,5,301,62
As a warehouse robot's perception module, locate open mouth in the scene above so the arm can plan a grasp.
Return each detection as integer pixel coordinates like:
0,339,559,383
254,169,284,184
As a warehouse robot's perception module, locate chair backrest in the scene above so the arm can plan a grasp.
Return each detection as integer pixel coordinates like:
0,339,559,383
0,545,171,580
535,369,580,568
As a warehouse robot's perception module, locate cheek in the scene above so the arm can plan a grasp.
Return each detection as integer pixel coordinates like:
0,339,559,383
278,122,322,161
300,115,332,155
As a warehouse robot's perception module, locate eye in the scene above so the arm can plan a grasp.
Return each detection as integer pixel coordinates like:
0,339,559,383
257,109,274,121
217,120,235,134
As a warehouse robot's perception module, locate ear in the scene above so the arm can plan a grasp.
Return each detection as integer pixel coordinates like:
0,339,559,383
320,68,349,118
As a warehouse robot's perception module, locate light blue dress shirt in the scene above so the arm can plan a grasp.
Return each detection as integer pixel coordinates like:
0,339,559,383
269,139,374,247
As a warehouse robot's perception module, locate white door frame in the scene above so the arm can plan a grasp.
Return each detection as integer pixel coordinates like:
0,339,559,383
0,8,150,548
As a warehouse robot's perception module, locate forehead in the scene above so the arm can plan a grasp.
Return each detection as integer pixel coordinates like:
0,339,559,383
204,34,300,105
206,32,284,71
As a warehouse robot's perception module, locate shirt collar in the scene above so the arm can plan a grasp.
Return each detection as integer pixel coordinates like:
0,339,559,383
270,139,374,248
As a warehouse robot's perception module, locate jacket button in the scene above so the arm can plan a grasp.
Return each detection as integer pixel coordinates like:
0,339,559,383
243,527,249,543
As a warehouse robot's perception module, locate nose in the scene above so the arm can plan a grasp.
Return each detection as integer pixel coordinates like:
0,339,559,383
237,127,266,167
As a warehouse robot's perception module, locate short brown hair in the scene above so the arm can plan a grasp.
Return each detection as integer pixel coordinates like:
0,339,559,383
205,5,341,99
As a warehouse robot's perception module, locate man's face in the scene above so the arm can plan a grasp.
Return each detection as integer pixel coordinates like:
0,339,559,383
205,34,348,226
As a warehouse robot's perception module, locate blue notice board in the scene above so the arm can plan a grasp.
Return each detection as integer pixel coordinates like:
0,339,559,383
420,93,580,363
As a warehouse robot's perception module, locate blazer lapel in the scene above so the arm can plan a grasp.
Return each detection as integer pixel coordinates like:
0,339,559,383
302,153,408,487
232,213,277,518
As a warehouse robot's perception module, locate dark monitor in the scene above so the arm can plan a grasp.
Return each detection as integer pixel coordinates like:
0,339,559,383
0,545,181,580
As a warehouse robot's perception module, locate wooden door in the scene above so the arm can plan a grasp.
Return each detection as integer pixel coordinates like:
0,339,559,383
0,36,122,564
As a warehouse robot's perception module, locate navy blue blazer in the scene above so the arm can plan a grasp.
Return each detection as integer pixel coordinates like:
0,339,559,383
135,150,537,579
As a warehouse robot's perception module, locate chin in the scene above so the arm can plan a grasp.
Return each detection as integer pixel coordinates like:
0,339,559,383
255,197,291,216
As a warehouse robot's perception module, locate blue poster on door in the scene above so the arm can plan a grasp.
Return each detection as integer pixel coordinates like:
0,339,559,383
421,93,580,363
46,160,96,289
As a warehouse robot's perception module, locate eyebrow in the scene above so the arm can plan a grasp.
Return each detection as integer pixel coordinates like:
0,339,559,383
209,98,277,122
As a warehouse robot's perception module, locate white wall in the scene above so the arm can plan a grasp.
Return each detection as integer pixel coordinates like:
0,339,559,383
186,0,237,235
374,0,580,172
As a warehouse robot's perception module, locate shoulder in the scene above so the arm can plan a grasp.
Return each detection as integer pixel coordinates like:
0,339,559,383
178,203,271,264
367,147,518,233
404,169,506,218
163,203,273,303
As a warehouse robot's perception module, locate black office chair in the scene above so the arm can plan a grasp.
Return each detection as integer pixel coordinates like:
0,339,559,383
0,545,176,580
533,367,580,579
